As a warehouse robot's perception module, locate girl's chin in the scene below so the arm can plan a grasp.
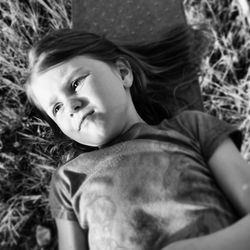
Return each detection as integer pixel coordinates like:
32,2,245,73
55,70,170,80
79,111,96,131
75,131,111,148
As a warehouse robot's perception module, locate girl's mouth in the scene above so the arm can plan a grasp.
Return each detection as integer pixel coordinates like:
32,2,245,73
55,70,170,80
78,110,95,131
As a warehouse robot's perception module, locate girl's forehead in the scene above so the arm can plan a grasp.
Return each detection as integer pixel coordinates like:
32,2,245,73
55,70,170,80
31,56,102,86
33,56,97,81
54,56,110,74
30,69,61,110
30,56,113,106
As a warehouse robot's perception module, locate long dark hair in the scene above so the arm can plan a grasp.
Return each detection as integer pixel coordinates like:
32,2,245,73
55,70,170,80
25,24,208,157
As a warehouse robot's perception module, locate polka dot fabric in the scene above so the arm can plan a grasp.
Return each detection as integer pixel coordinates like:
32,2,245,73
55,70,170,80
72,0,204,114
72,0,186,42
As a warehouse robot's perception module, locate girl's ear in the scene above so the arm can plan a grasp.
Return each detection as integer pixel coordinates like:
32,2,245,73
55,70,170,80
115,59,133,88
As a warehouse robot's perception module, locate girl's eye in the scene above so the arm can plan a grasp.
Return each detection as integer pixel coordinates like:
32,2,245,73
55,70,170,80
53,103,62,115
71,75,88,92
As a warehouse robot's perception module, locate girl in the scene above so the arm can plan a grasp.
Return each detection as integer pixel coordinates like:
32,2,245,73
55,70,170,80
25,25,250,250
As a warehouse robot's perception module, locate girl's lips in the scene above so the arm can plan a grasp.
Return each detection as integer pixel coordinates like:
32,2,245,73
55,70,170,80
78,110,94,131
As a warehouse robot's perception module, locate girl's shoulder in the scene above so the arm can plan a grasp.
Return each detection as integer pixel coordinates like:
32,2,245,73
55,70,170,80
159,110,209,134
160,110,242,162
161,110,235,134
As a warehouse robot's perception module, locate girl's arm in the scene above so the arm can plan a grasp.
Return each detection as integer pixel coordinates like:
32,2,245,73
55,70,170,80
164,137,250,250
208,137,250,215
163,214,250,250
56,218,88,250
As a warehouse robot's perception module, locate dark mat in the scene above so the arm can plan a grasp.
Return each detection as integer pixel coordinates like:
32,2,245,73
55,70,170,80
72,0,186,42
72,0,203,114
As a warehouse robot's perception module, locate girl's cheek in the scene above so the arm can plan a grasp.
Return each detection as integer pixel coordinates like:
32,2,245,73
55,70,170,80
58,122,68,131
55,117,67,131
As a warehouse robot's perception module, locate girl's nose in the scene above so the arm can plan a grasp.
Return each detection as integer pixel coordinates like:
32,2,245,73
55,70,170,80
69,99,82,117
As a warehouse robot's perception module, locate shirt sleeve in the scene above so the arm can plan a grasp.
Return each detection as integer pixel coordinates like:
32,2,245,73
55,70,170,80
167,110,243,162
49,167,77,221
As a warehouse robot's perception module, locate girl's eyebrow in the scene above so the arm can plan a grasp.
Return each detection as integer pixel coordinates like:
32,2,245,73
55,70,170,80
48,68,83,107
62,68,83,87
49,96,59,108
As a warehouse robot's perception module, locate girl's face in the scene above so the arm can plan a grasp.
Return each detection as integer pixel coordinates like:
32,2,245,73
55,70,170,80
30,56,144,147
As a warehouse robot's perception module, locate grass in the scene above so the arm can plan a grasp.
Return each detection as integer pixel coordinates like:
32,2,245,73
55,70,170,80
0,0,250,249
184,0,250,160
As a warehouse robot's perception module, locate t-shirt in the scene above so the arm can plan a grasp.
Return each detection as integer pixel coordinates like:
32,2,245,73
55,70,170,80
49,110,242,250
